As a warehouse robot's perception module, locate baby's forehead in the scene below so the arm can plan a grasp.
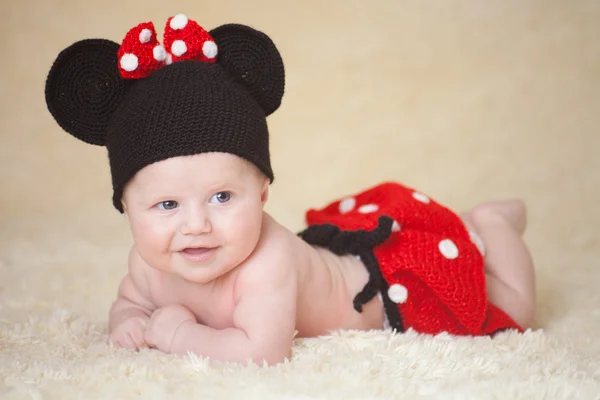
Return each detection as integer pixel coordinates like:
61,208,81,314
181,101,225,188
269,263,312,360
131,153,263,187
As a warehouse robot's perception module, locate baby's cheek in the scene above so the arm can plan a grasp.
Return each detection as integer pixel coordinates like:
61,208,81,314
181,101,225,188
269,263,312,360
238,216,262,250
131,219,173,255
223,211,261,252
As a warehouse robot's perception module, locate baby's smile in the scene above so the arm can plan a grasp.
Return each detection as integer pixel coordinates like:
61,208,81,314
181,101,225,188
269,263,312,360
179,246,219,263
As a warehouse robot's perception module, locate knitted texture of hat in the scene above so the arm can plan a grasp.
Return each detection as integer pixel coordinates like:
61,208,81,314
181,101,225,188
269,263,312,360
107,60,272,212
44,20,285,212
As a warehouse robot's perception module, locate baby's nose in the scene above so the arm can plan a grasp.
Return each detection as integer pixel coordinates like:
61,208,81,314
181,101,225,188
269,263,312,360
181,207,211,235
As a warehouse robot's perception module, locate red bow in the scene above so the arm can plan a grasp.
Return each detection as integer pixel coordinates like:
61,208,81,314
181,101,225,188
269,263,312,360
117,14,218,79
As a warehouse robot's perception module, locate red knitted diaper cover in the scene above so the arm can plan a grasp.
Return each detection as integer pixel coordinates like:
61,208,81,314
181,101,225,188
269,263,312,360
298,182,522,336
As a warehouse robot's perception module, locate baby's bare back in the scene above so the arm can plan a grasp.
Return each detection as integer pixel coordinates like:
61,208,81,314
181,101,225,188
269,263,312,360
243,215,385,337
293,241,385,336
137,213,384,338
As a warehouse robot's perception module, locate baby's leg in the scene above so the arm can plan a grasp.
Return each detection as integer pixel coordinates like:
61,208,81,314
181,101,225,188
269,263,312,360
460,199,535,329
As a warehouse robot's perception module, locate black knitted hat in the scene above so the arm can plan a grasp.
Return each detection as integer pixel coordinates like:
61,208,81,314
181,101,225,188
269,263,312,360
44,15,285,212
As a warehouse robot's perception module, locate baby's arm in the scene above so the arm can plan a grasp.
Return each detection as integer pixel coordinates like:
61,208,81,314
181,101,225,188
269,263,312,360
108,246,155,349
148,260,297,365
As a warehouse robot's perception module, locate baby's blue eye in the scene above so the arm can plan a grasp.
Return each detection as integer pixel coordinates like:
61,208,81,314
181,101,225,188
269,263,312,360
157,200,178,210
210,191,231,204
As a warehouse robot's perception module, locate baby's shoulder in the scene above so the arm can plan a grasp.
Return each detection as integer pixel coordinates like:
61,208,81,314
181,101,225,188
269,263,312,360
236,214,302,285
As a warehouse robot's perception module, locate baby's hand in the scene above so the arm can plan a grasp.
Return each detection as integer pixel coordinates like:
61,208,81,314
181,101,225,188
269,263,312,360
109,315,149,350
145,304,197,353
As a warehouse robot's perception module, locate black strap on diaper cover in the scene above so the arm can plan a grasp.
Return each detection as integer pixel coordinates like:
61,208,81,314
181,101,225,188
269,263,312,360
298,216,405,332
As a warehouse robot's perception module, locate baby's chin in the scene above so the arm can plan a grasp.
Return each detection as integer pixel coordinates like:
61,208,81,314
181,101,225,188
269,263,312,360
171,254,240,284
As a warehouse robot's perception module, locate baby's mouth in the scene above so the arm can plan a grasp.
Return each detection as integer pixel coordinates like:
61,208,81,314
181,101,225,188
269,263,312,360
182,247,214,255
179,247,218,262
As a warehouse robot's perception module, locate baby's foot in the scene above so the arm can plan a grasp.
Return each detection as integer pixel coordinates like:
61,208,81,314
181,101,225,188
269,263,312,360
470,199,527,235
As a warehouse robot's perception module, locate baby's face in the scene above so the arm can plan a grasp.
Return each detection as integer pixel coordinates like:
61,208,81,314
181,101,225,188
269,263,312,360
122,153,269,284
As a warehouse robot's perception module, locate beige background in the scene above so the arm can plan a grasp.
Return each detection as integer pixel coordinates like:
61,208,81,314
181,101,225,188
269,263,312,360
1,0,599,398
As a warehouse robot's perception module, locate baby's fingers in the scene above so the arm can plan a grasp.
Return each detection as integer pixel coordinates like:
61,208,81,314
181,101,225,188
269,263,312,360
110,335,133,349
129,331,148,350
109,332,138,350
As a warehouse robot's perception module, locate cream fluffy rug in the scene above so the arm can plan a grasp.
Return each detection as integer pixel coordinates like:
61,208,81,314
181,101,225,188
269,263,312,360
1,1,599,398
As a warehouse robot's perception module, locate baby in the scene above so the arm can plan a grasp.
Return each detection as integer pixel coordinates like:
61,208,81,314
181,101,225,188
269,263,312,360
45,14,535,366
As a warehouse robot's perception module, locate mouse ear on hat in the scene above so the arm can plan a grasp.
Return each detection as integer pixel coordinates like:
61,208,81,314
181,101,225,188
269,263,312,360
209,24,285,116
45,39,132,146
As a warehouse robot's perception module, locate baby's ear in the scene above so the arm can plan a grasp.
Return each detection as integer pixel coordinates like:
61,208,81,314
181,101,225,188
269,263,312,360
121,200,128,214
45,39,132,146
209,24,285,116
260,178,270,205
